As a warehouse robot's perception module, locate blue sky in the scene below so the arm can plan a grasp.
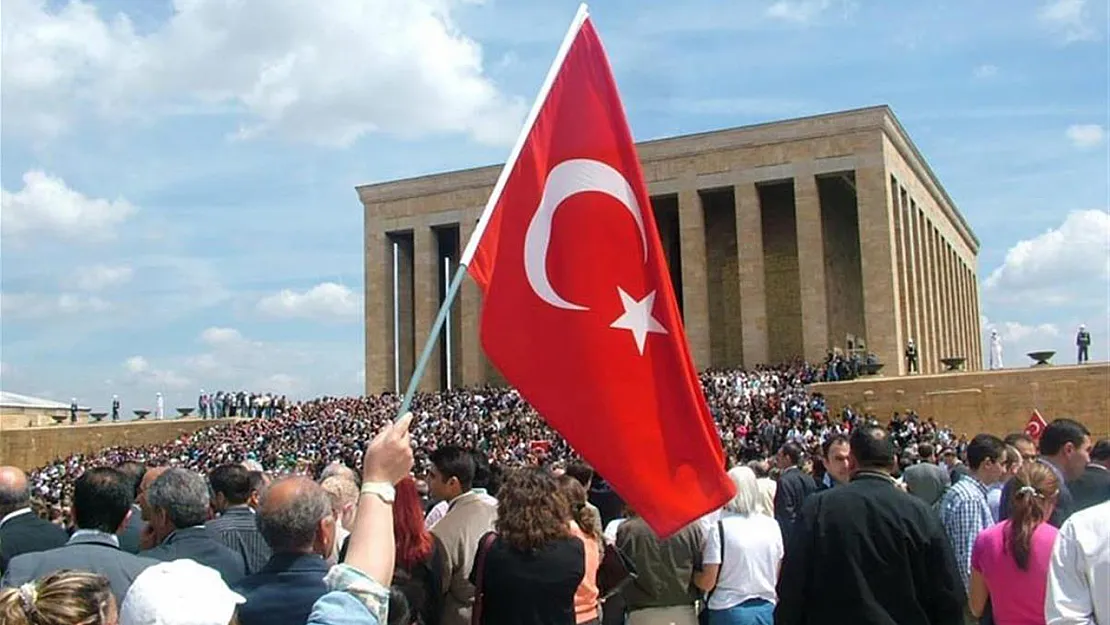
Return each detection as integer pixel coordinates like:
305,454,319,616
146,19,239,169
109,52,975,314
1,0,1107,414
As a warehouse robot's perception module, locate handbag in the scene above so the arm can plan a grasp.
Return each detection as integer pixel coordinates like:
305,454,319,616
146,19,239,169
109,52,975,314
471,532,498,625
597,542,638,602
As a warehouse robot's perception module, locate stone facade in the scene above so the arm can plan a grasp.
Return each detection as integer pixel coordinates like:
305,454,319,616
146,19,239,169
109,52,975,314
358,106,980,393
809,363,1110,439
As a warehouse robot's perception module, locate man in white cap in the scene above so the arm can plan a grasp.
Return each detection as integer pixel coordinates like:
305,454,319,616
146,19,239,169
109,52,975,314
120,559,245,625
155,393,165,420
1076,324,1091,364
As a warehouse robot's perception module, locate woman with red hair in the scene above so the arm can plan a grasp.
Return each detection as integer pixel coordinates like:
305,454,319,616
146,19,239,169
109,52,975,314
392,476,447,625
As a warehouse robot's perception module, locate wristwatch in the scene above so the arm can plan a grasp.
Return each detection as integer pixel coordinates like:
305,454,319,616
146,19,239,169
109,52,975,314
360,481,395,504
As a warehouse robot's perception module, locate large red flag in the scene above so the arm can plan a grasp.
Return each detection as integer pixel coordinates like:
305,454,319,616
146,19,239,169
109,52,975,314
1025,409,1048,441
462,6,734,537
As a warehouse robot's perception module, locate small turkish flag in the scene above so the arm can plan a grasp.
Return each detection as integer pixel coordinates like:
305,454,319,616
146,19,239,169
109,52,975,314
463,6,734,537
1025,409,1048,441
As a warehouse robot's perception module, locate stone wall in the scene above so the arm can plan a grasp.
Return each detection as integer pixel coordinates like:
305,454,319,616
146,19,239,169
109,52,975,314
809,363,1110,438
0,419,237,470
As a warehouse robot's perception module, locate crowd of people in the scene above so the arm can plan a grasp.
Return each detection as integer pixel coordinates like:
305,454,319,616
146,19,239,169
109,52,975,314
0,364,1107,625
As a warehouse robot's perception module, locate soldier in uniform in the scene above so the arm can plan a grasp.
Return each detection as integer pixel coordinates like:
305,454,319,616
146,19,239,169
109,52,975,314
905,339,918,374
1077,324,1091,364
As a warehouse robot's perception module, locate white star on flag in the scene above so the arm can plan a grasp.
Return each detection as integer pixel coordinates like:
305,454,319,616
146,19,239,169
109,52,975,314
609,288,668,355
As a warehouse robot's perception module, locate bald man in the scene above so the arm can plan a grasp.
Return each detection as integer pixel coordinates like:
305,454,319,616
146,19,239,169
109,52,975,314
233,477,337,625
0,466,67,574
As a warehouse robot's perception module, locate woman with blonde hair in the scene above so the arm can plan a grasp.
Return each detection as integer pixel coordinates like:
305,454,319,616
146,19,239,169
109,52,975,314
558,474,604,625
0,570,117,625
969,462,1059,624
470,467,585,625
694,466,783,625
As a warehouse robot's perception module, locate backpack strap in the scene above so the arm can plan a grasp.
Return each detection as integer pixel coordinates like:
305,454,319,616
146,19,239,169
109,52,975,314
471,532,498,625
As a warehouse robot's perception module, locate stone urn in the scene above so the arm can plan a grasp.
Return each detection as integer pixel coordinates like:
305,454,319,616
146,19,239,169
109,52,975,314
134,410,151,421
90,412,108,423
941,357,966,372
176,408,195,419
1027,351,1055,366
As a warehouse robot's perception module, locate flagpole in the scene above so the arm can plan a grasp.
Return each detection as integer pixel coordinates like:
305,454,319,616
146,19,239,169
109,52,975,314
395,3,591,421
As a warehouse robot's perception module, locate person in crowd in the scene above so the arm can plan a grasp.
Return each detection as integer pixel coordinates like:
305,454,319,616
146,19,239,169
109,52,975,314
0,570,116,625
246,470,269,512
1068,438,1110,512
208,463,273,575
322,475,360,564
773,442,817,546
818,434,851,490
384,476,446,625
235,476,336,625
427,446,497,625
563,462,604,529
694,466,783,625
0,466,68,574
903,442,951,510
943,447,973,485
424,450,498,531
939,433,1007,595
307,413,416,625
471,467,584,625
321,461,362,488
1000,419,1092,527
558,474,603,625
1005,433,1038,464
968,462,1059,625
135,466,168,550
616,509,704,625
140,468,246,585
115,461,147,555
587,473,624,529
3,468,158,602
119,559,245,625
988,445,1024,522
775,425,965,625
1045,499,1110,625
747,460,776,517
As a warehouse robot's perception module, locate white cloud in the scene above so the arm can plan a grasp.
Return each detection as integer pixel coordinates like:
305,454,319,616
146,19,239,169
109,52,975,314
69,264,133,291
1,171,137,241
1037,0,1097,43
2,0,524,146
1066,123,1105,148
200,327,245,346
765,0,833,23
973,64,999,79
994,321,1061,344
257,282,360,321
122,355,192,390
985,209,1110,304
0,292,111,318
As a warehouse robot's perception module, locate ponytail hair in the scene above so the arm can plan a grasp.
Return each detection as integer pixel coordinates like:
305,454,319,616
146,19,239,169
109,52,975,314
0,570,114,625
557,474,602,542
1006,462,1059,571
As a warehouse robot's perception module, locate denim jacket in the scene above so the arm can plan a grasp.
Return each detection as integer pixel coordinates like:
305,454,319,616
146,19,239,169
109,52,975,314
306,564,390,625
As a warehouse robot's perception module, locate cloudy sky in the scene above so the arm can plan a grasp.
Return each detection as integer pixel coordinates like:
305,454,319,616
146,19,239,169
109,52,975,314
1,0,1107,413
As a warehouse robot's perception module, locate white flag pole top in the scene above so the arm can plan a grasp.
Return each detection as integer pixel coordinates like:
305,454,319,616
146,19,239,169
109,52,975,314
459,2,591,266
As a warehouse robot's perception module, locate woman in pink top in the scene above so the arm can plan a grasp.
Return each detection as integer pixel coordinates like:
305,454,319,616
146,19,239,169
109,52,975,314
558,475,603,625
969,462,1060,625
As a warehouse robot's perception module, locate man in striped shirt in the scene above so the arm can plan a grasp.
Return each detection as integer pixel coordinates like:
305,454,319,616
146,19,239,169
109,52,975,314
208,464,271,575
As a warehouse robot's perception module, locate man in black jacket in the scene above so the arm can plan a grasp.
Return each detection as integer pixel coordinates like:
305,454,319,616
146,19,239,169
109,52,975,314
776,425,965,625
140,468,245,585
0,466,67,574
1070,438,1110,512
774,441,817,546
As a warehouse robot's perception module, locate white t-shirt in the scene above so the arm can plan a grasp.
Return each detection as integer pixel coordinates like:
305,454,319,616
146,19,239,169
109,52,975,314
702,512,783,610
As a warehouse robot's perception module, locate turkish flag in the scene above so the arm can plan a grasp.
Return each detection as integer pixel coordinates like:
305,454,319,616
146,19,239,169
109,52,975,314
464,10,734,537
1025,409,1048,441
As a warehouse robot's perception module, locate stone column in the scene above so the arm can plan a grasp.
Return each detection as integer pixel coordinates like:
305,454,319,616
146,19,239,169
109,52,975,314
906,195,924,371
920,216,938,373
459,213,487,387
938,239,951,361
413,226,440,392
735,182,768,367
364,212,389,394
794,170,830,363
856,167,901,371
679,174,711,368
891,180,910,375
972,267,983,369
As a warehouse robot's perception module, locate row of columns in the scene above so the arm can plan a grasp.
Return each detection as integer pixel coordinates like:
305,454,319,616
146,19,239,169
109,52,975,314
673,164,900,372
891,177,981,374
